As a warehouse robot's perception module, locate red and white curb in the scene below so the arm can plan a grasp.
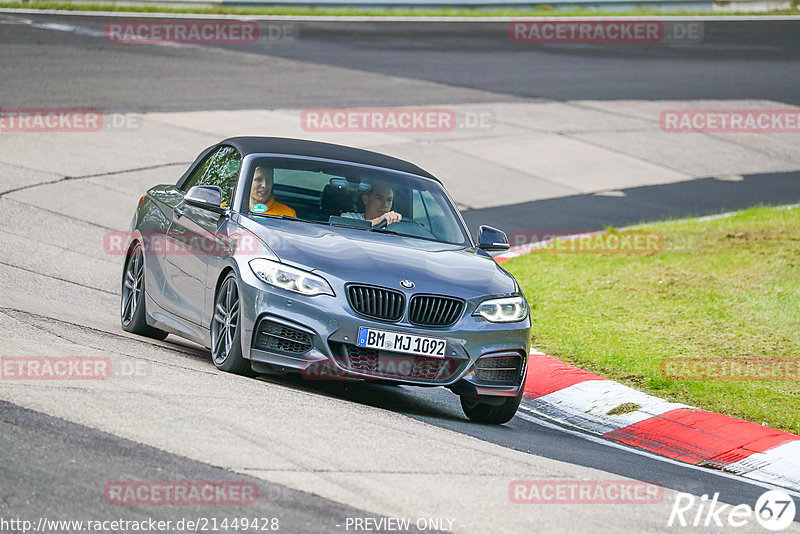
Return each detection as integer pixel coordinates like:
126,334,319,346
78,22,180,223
520,351,800,492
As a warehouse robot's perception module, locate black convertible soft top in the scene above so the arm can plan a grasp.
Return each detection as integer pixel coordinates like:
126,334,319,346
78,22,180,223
222,137,437,180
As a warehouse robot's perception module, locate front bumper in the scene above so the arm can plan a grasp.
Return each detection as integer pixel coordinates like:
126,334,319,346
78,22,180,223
237,268,531,394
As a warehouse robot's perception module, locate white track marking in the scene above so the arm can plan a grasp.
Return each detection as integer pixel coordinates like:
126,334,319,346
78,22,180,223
523,379,690,435
732,441,800,491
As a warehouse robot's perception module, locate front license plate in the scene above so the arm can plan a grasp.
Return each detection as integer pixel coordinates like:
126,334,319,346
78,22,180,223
356,327,446,358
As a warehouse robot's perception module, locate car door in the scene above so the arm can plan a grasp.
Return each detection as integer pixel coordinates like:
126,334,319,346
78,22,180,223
139,146,216,310
163,145,241,325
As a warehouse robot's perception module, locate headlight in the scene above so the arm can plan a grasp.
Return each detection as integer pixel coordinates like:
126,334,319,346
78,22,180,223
249,259,333,296
474,296,527,323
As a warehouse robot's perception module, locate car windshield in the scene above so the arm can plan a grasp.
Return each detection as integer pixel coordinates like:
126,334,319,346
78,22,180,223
240,155,471,247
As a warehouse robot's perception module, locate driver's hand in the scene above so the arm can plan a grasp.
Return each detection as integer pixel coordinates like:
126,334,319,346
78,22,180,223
379,211,402,225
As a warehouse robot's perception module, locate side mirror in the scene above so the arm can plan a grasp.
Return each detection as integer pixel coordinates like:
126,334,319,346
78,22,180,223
477,225,509,251
185,186,227,214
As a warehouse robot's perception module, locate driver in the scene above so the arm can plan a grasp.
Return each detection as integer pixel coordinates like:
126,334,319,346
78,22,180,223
249,166,296,217
341,182,402,227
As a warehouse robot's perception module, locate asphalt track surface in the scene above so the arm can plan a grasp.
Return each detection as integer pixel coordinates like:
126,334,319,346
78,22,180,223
1,399,414,533
1,12,800,533
2,17,800,110
3,15,800,233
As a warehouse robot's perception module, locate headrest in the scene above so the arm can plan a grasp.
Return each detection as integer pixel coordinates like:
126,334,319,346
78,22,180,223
321,184,356,216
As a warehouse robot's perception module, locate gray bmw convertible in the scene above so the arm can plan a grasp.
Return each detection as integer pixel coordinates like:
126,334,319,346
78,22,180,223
121,137,531,424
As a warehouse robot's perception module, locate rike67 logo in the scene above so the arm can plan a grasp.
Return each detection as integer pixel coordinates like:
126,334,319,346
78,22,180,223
669,490,796,531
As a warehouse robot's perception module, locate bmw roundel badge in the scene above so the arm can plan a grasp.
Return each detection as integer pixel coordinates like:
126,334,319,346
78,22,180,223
400,279,415,289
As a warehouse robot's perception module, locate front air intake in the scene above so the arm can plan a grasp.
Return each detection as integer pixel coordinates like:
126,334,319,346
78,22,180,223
254,319,313,354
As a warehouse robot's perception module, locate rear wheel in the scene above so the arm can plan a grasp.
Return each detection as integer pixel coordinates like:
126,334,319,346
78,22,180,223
211,273,253,376
120,242,169,340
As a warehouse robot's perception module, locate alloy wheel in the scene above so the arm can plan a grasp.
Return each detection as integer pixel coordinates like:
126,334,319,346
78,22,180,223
121,244,143,325
211,277,240,365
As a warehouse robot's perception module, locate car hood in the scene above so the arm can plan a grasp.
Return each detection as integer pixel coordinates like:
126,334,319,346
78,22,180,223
239,217,518,298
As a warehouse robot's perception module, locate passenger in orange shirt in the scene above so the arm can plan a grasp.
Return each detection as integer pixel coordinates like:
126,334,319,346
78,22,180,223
249,166,296,217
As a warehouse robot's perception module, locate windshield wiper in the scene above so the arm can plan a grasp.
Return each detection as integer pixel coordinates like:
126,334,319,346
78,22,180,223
371,227,459,246
328,216,372,230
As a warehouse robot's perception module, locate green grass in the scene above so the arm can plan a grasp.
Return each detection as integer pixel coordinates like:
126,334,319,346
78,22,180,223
505,205,800,434
1,1,798,16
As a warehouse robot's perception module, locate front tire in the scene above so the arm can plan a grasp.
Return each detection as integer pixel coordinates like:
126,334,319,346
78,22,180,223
210,273,252,376
121,242,169,341
460,392,523,425
460,364,527,425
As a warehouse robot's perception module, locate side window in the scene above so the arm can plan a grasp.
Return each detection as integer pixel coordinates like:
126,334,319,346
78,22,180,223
181,146,242,207
180,153,215,192
416,189,460,241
